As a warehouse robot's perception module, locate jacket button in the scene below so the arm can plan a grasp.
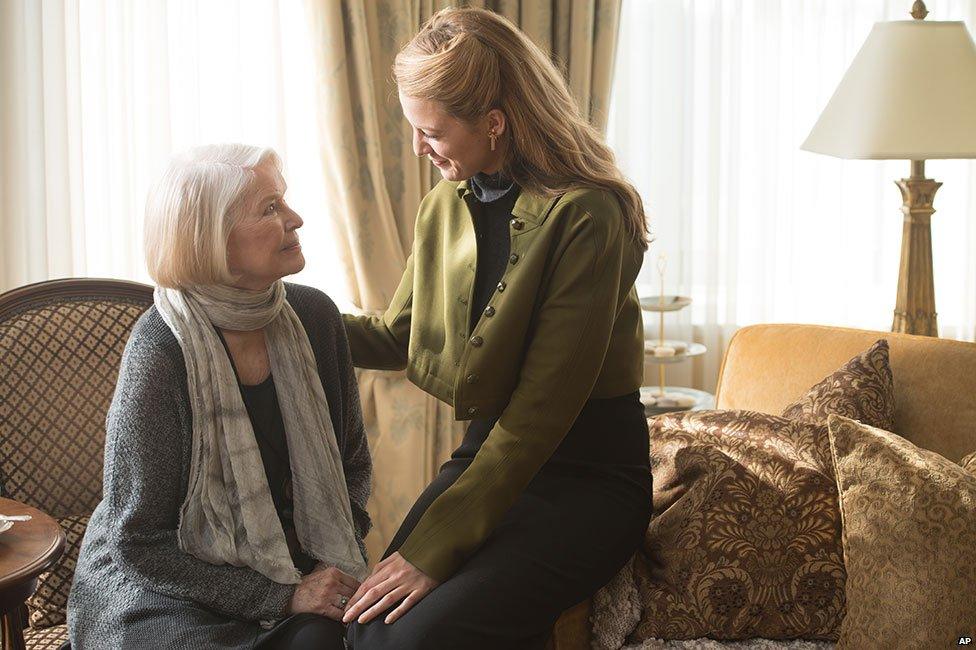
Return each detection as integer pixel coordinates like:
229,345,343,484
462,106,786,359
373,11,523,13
510,218,524,230
509,253,519,265
468,406,479,415
484,306,495,317
469,335,484,347
466,373,478,384
496,281,506,292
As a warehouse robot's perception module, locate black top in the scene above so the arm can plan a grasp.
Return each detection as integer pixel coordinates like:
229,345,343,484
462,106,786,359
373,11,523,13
467,171,521,334
214,329,317,575
238,375,317,575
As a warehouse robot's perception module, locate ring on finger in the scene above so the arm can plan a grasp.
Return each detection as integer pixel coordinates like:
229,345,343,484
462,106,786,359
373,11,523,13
338,595,349,608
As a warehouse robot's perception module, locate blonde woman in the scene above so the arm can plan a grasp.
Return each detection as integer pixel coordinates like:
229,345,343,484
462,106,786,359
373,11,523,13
67,145,372,649
341,8,653,649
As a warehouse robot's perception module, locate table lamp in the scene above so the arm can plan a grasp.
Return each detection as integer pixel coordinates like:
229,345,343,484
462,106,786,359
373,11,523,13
801,0,976,336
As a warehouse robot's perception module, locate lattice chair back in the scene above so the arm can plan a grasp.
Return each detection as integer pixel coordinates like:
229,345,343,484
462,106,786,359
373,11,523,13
0,279,154,519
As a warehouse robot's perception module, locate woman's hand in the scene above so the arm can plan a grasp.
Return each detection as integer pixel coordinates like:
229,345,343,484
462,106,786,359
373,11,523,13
286,565,360,621
341,552,440,625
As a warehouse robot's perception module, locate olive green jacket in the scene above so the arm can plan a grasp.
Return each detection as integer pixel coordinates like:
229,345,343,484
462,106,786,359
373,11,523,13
342,178,645,581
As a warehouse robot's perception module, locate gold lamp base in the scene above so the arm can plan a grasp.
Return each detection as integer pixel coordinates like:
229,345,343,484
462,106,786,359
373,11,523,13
891,159,940,337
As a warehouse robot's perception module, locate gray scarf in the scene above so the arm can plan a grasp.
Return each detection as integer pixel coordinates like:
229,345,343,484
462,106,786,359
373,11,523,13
154,281,367,584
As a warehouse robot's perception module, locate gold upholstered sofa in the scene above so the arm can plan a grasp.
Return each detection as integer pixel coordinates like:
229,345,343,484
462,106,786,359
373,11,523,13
547,322,976,649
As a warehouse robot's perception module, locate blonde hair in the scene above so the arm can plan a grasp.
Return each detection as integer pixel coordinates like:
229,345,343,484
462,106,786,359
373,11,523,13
394,7,649,249
144,144,282,288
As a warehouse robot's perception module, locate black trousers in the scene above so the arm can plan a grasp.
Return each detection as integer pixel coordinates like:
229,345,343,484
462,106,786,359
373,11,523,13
346,391,653,650
254,613,345,650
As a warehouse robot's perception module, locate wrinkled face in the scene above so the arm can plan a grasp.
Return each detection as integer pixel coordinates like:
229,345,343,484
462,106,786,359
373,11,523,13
399,91,505,181
226,160,304,290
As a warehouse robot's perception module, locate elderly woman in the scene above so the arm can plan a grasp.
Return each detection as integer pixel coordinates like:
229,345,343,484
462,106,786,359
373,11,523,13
340,7,653,650
67,144,372,649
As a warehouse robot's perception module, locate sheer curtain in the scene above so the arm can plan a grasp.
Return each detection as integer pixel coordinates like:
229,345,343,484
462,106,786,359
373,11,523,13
607,0,976,394
0,0,351,307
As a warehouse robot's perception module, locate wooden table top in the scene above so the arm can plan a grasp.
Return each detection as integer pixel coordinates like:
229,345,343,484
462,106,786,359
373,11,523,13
0,498,64,593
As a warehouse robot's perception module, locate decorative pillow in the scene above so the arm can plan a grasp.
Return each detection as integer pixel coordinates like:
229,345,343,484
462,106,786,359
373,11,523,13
27,513,90,628
781,339,893,430
826,414,976,648
633,410,845,642
961,450,976,474
591,555,643,650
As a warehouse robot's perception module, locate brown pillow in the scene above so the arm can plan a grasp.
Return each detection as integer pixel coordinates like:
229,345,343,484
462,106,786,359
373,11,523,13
27,513,89,628
781,339,894,430
635,410,845,642
827,414,976,648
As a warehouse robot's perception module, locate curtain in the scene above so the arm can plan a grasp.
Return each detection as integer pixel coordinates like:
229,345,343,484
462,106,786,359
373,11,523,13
607,0,976,396
303,0,622,563
463,0,622,132
0,0,348,303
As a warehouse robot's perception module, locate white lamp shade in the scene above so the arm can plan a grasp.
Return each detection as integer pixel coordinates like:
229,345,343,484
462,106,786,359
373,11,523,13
802,20,976,159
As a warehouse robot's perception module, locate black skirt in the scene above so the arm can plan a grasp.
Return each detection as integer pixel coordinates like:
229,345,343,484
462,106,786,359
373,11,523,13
346,390,653,650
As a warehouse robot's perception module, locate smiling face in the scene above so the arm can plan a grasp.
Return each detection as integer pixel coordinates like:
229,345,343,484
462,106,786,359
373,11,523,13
225,160,305,290
399,91,507,181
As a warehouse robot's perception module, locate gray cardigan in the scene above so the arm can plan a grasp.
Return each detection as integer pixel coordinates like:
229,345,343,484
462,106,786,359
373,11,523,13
67,283,372,649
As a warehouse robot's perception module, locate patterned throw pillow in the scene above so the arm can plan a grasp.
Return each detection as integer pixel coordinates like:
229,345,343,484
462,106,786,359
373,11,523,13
633,410,845,642
827,415,976,648
591,556,642,650
621,339,897,643
780,339,894,430
27,513,90,628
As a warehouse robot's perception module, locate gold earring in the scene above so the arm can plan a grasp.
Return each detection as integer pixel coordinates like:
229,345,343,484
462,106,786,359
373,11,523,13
489,130,497,152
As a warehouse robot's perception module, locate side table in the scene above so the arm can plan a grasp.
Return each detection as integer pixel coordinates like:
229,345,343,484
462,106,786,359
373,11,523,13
640,385,716,417
0,498,65,650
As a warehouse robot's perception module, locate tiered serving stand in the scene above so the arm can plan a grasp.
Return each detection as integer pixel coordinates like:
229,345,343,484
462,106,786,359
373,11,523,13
639,256,715,416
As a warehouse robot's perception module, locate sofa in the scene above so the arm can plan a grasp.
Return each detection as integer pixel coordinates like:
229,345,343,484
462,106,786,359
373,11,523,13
547,322,976,649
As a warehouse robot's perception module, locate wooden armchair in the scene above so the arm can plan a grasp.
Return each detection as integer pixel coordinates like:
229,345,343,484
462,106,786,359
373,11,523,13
0,279,153,649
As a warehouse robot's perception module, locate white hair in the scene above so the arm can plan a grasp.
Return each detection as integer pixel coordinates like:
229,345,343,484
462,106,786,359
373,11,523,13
144,143,282,289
